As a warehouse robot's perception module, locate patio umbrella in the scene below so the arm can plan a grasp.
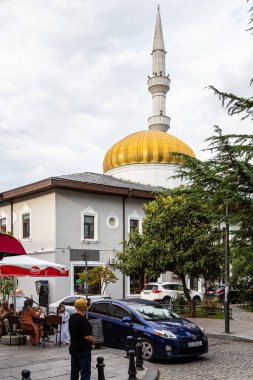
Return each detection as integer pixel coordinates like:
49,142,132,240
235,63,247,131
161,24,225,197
0,233,27,260
0,256,69,309
0,256,69,277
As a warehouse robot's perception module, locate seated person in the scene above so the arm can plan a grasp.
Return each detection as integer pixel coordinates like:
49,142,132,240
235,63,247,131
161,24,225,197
0,300,10,336
20,299,43,345
9,303,17,316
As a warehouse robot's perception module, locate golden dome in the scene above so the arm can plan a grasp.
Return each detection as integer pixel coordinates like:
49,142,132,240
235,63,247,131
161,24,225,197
103,130,195,172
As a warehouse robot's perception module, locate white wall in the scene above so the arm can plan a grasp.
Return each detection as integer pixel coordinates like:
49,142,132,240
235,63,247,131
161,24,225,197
106,163,183,188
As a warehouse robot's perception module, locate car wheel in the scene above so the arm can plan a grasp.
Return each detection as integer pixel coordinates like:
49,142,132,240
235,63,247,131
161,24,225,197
193,296,201,304
141,338,154,361
162,296,171,304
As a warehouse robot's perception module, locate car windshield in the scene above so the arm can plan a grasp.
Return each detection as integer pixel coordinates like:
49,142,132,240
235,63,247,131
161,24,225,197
131,303,181,321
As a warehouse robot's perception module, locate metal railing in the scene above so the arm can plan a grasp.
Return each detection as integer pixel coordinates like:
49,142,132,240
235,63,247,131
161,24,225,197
169,304,233,318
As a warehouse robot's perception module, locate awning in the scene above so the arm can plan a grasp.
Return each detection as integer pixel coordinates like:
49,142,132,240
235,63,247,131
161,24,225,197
0,233,26,260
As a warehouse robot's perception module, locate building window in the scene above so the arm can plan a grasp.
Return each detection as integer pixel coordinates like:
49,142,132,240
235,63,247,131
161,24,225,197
81,206,98,241
106,215,119,229
0,218,6,233
73,265,101,295
84,215,95,239
128,211,142,235
130,274,146,294
129,219,139,235
22,213,30,239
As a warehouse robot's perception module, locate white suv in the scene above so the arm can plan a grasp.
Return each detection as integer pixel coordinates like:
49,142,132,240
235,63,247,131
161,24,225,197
140,282,203,303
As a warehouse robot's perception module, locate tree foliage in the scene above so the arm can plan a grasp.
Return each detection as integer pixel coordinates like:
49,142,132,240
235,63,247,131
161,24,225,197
78,266,118,295
0,277,14,300
116,189,223,316
176,0,253,295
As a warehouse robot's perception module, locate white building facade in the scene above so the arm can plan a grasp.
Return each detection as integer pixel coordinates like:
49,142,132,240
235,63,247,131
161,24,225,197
0,173,161,303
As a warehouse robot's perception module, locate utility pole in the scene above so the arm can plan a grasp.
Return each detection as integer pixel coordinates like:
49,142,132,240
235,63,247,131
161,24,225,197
224,198,230,333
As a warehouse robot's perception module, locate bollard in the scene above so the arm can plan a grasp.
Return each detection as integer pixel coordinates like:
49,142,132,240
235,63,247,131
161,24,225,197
96,356,105,380
135,337,144,371
21,369,31,380
127,336,137,380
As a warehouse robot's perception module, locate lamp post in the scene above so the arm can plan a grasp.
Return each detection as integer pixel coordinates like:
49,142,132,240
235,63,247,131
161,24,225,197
81,252,89,301
224,198,230,333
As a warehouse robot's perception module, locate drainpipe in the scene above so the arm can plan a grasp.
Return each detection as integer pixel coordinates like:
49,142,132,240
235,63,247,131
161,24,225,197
10,200,13,234
122,188,132,299
122,197,126,299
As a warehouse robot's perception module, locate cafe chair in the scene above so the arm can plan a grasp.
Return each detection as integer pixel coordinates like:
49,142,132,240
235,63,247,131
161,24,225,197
6,316,27,345
20,323,36,346
43,314,62,347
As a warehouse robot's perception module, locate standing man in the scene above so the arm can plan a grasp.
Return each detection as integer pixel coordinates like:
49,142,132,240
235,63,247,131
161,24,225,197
69,298,95,380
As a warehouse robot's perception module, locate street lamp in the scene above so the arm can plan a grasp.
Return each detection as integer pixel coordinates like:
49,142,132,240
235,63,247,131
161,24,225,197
81,252,89,301
224,198,230,333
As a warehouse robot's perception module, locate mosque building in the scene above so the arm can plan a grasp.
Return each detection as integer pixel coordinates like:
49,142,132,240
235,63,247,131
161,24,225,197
0,7,199,302
104,6,195,188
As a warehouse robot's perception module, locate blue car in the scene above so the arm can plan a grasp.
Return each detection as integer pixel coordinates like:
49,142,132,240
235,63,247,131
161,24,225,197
88,298,208,361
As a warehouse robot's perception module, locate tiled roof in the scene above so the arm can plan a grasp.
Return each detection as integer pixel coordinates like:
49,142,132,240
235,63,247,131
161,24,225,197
54,172,160,193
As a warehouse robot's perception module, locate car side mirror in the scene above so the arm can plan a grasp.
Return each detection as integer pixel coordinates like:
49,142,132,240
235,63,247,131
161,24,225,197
122,316,132,324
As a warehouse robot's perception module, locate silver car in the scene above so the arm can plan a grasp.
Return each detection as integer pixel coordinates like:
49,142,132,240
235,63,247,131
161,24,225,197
48,294,111,314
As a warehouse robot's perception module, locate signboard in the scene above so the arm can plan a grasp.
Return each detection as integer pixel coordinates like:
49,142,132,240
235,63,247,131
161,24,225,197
70,249,100,262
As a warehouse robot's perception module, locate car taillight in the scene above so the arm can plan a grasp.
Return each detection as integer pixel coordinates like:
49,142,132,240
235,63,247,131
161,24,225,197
216,289,223,294
152,290,161,293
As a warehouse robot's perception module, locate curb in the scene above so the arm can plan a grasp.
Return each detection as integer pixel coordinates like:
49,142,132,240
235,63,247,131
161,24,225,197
207,333,253,344
143,361,159,380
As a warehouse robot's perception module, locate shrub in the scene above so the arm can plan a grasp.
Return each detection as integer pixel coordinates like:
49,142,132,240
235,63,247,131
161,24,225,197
201,297,219,309
173,294,188,306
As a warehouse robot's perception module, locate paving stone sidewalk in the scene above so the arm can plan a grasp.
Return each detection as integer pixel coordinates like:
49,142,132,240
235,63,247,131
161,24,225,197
188,305,253,342
0,343,157,380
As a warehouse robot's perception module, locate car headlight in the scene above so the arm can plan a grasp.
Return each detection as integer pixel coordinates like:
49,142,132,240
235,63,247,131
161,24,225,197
153,329,177,339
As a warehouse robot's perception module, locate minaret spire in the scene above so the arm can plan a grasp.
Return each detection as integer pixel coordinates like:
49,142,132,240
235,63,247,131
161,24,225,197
148,6,170,132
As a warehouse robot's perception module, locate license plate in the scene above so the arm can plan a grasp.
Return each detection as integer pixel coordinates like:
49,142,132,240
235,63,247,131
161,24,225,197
144,291,150,295
188,341,202,347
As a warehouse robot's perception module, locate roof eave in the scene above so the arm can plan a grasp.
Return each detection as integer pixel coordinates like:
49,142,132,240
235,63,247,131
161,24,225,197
0,177,157,203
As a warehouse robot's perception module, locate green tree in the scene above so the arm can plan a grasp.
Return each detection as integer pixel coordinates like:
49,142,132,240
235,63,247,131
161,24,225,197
0,277,14,300
78,266,118,295
175,0,253,293
116,189,223,317
177,128,253,295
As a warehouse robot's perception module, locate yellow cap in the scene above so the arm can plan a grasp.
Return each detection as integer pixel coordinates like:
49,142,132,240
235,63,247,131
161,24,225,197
74,298,88,310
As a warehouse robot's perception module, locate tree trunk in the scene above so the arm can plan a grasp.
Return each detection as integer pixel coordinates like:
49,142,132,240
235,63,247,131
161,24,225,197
180,275,196,318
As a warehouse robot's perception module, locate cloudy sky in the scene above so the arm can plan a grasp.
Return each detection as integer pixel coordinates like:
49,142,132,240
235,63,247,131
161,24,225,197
0,0,252,192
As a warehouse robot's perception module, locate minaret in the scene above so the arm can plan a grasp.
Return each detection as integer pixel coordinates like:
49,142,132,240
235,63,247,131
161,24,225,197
148,6,170,132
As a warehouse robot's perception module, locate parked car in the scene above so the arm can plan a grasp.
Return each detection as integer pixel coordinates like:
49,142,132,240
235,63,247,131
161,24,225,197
140,282,203,304
88,298,208,361
206,285,244,304
48,294,111,314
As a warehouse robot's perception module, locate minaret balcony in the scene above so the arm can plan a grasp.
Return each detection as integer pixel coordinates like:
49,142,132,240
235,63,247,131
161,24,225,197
148,115,170,132
148,76,170,95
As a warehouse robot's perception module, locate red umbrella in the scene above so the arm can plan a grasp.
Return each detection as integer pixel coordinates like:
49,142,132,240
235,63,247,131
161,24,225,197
0,233,26,260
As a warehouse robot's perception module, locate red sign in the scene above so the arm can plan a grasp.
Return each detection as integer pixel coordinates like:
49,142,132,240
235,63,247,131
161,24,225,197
30,266,40,274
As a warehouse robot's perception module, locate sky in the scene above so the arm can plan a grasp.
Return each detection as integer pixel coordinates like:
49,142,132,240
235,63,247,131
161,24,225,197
0,0,252,192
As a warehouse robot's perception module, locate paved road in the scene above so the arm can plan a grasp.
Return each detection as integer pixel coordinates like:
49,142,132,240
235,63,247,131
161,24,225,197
157,337,253,380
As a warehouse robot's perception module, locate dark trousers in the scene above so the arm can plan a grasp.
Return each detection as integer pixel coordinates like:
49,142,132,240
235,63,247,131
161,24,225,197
70,350,91,380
